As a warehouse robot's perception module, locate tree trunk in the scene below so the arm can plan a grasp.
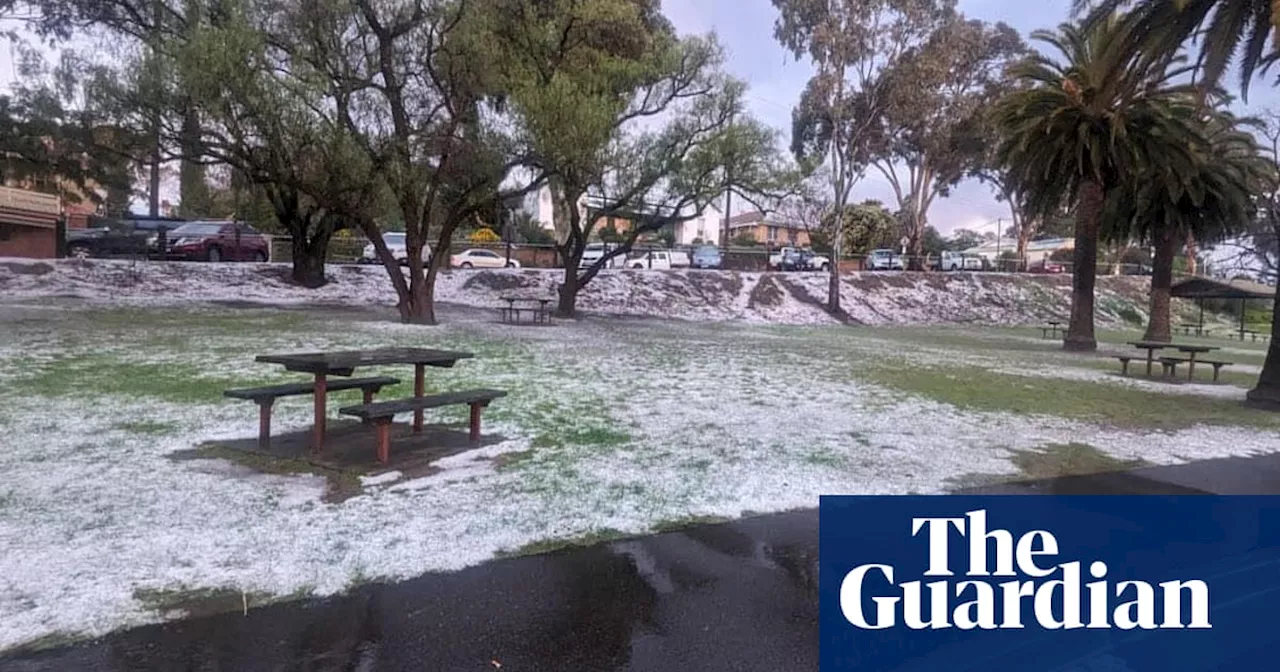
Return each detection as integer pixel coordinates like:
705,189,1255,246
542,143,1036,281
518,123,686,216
1247,241,1280,410
149,141,161,218
908,230,925,271
290,229,331,289
1017,218,1035,272
1185,231,1200,276
1065,180,1103,352
1143,225,1177,343
558,271,581,318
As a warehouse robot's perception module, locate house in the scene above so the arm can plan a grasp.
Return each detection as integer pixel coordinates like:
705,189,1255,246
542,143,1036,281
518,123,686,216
518,184,726,245
962,237,1074,263
0,186,62,258
727,210,812,247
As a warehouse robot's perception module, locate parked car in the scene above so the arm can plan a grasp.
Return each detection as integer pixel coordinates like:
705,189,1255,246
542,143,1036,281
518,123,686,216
691,245,723,269
867,249,905,271
803,251,832,272
768,246,799,270
451,248,519,269
777,248,807,272
938,251,966,271
580,242,621,269
360,232,431,266
1029,259,1066,274
670,250,691,268
626,250,672,270
167,221,270,262
65,216,186,259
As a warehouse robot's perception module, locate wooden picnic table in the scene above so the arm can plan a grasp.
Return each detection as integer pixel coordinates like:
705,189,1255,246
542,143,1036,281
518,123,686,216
499,296,553,325
255,348,474,452
1127,341,1219,380
1041,321,1064,339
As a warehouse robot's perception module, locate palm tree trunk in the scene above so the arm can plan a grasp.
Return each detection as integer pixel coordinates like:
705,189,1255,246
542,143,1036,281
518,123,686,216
1185,231,1199,276
1143,225,1177,343
1065,180,1103,352
1246,288,1280,410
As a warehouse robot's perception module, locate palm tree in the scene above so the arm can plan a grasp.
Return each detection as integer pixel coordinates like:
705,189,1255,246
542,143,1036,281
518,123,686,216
1103,108,1268,343
1078,1,1280,409
995,17,1204,351
1073,1,1277,95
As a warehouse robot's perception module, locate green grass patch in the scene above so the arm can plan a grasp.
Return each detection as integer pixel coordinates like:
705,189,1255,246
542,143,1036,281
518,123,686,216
949,443,1151,490
864,364,1280,431
132,585,308,619
531,426,631,449
0,631,88,656
496,528,630,558
112,420,179,435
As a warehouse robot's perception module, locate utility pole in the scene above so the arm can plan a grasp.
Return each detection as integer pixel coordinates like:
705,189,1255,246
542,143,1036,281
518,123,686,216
722,110,736,250
995,218,1002,271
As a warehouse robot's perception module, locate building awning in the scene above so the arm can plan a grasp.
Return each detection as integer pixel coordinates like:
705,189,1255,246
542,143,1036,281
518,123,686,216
0,187,60,229
1170,277,1275,300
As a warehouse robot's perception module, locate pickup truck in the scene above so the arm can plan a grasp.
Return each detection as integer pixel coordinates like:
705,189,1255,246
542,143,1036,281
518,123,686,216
65,216,187,259
867,249,905,271
625,250,672,270
771,247,831,271
936,251,984,271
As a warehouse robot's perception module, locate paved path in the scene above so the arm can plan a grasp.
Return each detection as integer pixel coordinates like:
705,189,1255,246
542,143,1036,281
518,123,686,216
5,452,1280,671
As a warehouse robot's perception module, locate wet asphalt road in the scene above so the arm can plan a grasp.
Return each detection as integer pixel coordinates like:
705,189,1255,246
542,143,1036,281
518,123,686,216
5,451,1280,671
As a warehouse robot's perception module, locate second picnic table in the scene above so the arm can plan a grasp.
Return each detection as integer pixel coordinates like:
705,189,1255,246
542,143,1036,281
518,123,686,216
255,348,474,452
1126,341,1218,380
499,296,553,325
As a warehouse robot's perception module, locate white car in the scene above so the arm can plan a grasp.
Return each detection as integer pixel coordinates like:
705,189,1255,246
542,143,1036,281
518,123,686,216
868,249,905,271
580,242,621,268
360,232,430,266
670,250,691,268
626,250,672,270
769,246,799,270
450,248,520,269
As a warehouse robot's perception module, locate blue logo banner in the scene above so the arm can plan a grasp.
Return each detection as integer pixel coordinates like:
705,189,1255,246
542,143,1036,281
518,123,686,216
819,496,1280,671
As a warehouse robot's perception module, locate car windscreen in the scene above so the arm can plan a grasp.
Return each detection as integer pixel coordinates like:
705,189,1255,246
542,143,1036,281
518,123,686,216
170,223,223,237
382,233,406,244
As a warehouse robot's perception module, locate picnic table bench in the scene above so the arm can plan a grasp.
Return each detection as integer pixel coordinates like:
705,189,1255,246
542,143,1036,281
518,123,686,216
499,297,553,325
1157,356,1235,382
340,389,508,463
224,376,399,449
1229,329,1269,343
1178,323,1210,337
1041,321,1064,339
247,348,475,453
1119,341,1225,381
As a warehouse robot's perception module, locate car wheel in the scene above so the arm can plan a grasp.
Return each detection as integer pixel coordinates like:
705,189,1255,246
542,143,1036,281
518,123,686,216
253,251,267,263
461,262,473,269
68,245,91,259
206,247,222,263
505,262,516,268
821,263,831,272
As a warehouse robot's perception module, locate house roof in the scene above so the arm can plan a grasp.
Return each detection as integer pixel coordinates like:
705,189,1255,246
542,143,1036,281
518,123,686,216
727,211,807,230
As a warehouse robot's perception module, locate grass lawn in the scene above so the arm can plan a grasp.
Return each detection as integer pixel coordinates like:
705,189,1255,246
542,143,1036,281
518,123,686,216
0,300,1276,651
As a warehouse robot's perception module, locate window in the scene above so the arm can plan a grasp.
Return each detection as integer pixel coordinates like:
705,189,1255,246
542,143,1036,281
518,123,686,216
767,226,779,242
475,250,499,258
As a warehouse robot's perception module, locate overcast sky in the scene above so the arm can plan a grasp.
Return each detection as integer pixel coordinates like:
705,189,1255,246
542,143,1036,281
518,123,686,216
5,1,1280,231
664,0,1280,234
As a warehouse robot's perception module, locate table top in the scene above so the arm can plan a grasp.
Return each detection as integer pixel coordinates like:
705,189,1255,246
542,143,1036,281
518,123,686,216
1128,341,1173,350
256,348,474,375
1176,345,1218,354
500,296,552,303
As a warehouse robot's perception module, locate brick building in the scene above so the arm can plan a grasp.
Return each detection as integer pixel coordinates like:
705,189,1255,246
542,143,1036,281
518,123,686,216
0,186,61,258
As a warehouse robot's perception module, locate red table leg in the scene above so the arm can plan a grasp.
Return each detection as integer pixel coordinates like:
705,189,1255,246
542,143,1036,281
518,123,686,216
413,364,425,433
312,373,327,453
1187,353,1197,381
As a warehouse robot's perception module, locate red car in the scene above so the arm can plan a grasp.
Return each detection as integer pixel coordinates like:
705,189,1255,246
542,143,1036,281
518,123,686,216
167,221,270,262
1029,259,1066,274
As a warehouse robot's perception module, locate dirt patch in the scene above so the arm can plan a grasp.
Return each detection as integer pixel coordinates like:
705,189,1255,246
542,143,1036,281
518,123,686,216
748,275,785,309
251,265,294,283
173,420,504,503
462,271,529,292
686,271,743,300
1,261,54,276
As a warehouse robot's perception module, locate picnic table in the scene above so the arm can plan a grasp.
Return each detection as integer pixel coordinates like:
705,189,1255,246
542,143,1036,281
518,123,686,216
1041,321,1064,340
1125,341,1219,380
1178,323,1209,337
254,348,474,452
500,296,553,325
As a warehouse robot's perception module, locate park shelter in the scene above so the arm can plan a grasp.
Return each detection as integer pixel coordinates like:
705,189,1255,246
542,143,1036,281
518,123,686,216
0,186,61,258
1171,277,1276,339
